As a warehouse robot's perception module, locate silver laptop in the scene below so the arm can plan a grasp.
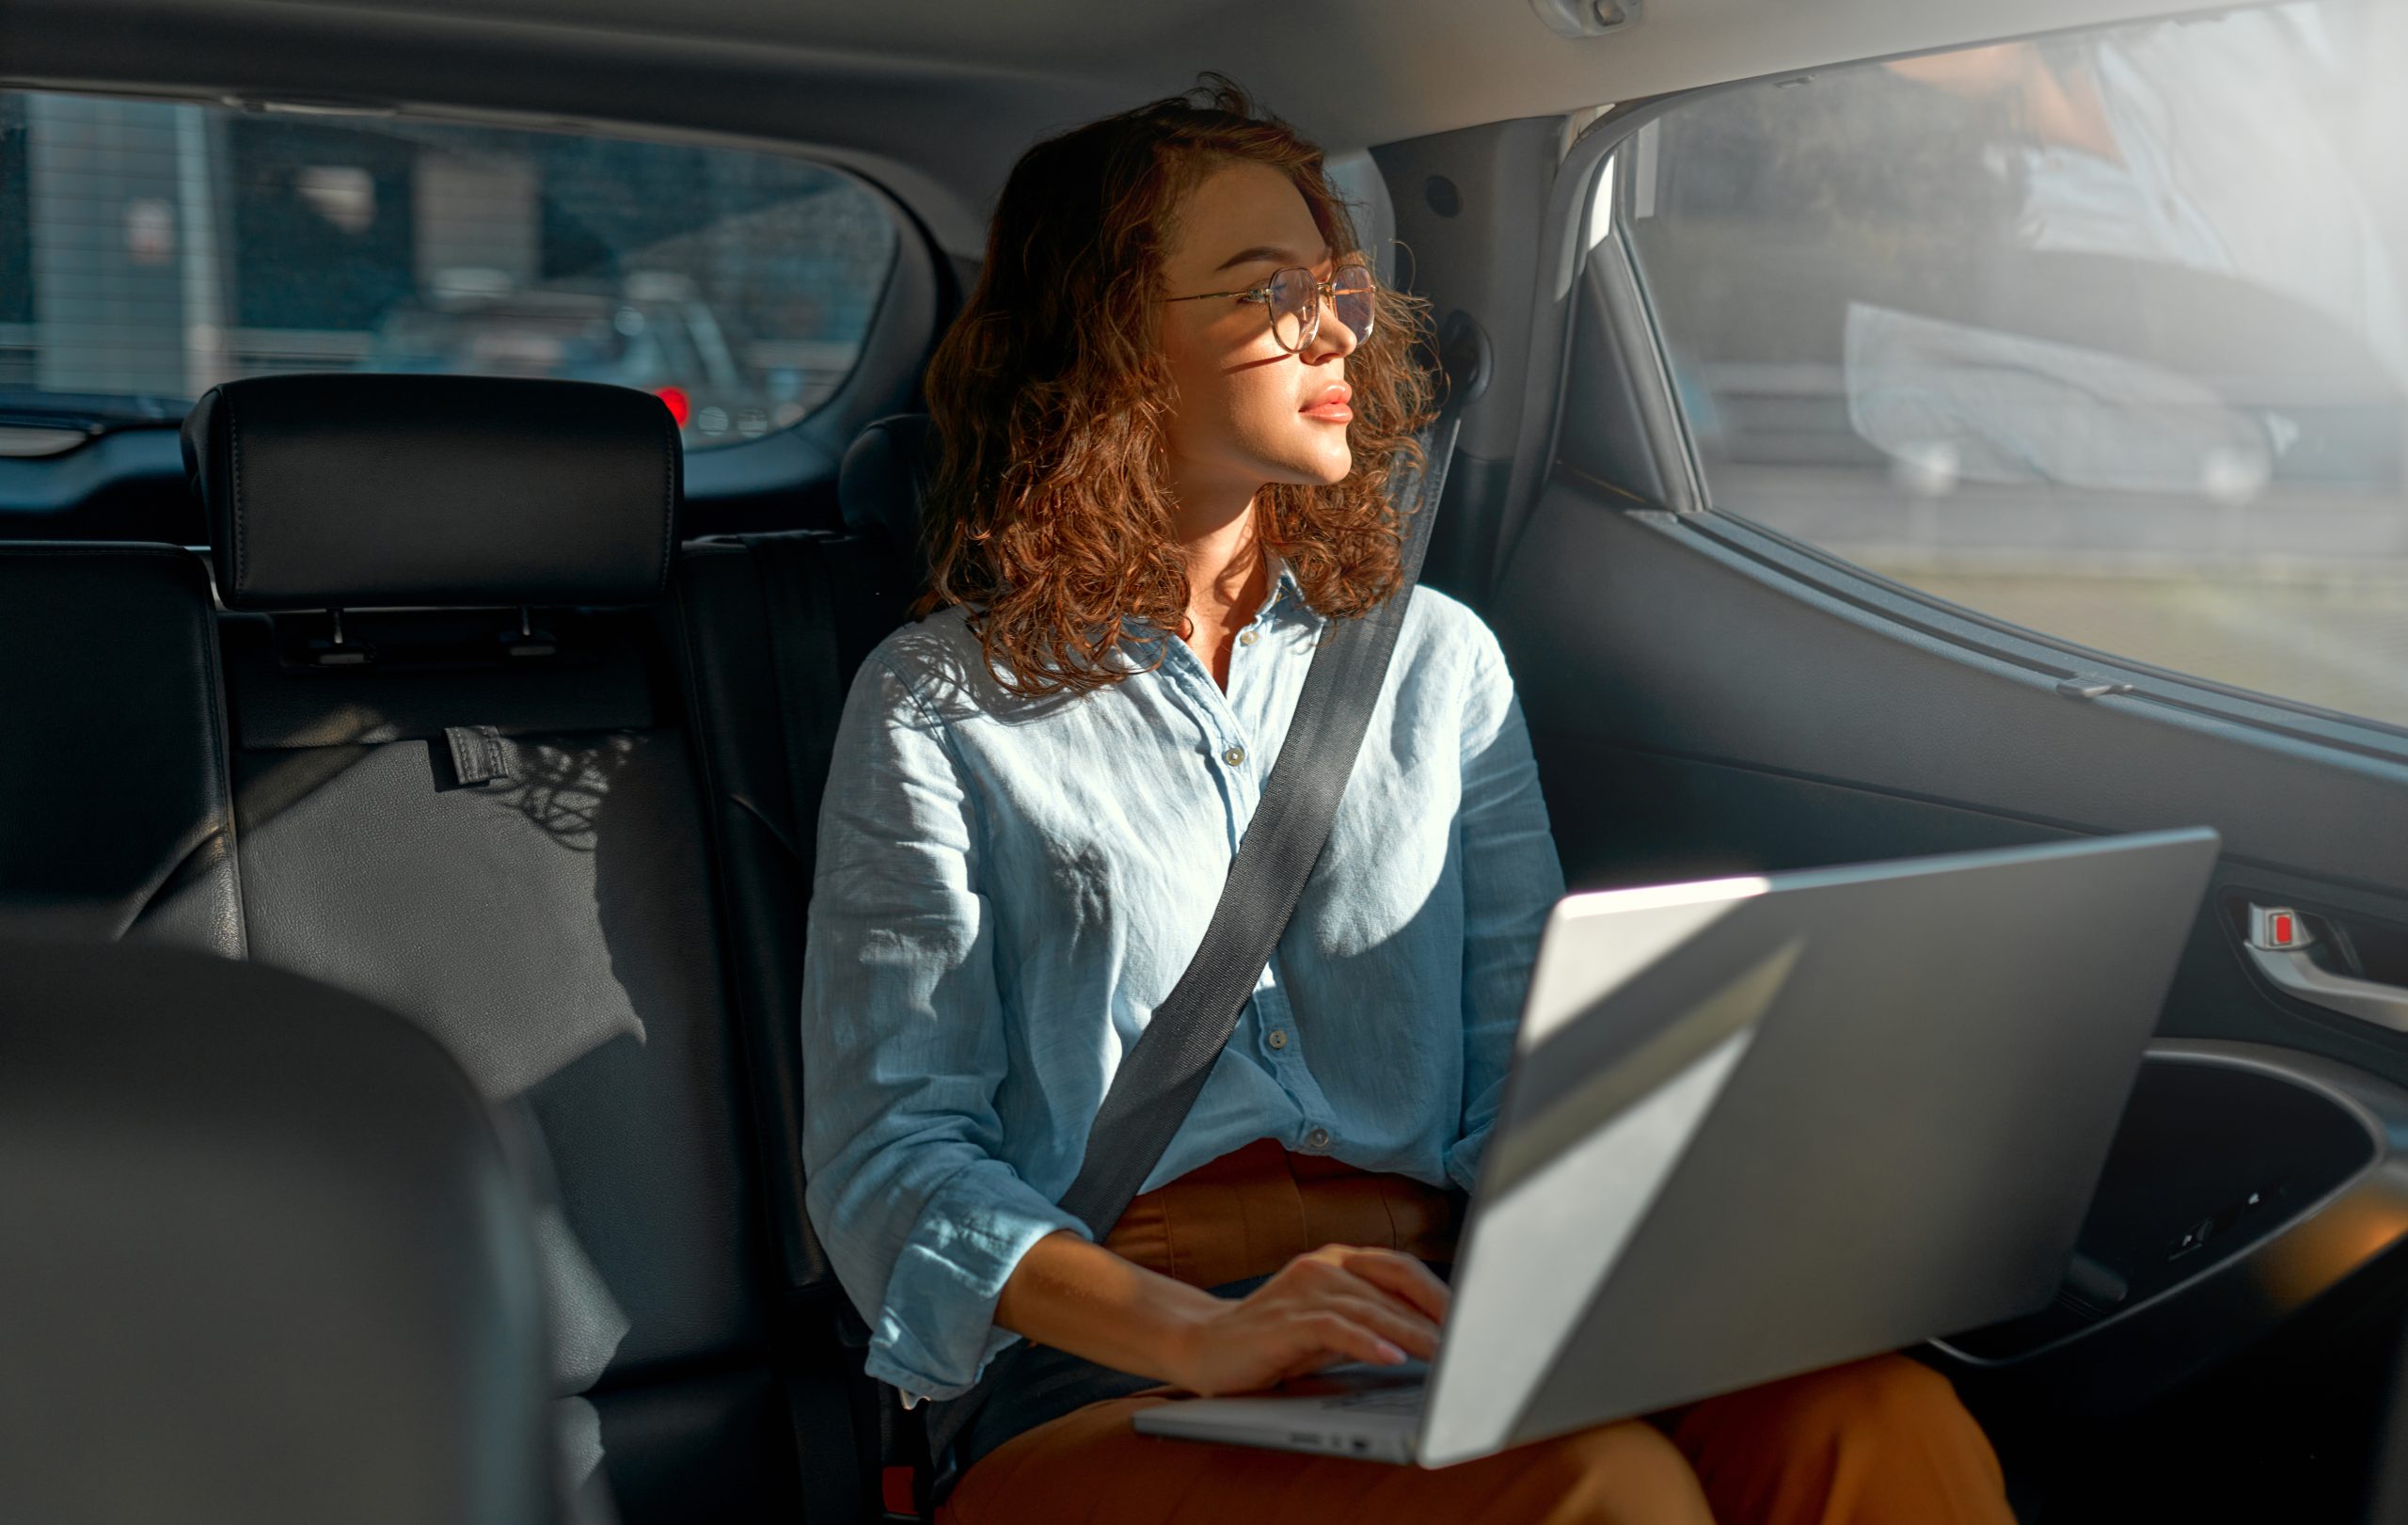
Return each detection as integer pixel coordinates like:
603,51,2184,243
1135,827,2220,1467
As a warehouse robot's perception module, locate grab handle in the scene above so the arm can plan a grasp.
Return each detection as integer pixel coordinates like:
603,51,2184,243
2246,904,2408,1033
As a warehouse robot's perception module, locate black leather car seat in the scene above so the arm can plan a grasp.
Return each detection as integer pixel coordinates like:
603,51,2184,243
0,938,551,1525
0,544,243,954
182,373,813,1524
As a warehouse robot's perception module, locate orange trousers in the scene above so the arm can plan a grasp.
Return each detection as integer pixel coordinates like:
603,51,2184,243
936,1141,2014,1525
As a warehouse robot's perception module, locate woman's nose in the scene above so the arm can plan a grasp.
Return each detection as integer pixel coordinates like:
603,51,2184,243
1306,295,1360,362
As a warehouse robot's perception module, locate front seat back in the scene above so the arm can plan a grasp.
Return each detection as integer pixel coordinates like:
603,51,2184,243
181,373,799,1522
0,545,244,954
0,939,552,1525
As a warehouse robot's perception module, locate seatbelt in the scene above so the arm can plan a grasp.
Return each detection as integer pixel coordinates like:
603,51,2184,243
1055,406,1462,1236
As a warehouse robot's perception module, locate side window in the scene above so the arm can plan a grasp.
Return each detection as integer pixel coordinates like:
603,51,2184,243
1614,3,2408,728
2,90,899,451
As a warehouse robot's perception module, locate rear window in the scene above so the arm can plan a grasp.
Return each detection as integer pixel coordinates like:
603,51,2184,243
0,89,898,451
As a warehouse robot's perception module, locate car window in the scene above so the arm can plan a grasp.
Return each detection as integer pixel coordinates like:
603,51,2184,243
0,89,898,451
1604,1,2408,728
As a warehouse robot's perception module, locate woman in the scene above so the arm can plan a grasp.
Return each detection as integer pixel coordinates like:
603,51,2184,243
799,78,2015,1525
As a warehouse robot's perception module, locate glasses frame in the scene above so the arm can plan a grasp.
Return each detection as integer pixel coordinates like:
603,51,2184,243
1164,262,1377,354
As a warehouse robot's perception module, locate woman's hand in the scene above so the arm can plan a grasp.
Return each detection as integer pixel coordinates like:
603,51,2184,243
993,1231,1450,1398
1160,1245,1451,1396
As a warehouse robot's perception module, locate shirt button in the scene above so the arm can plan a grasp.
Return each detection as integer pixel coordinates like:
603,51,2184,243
1238,628,1259,646
1307,1126,1331,1150
1222,744,1246,767
1268,1028,1288,1050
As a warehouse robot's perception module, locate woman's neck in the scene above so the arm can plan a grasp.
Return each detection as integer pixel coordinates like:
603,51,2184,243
1168,480,1271,691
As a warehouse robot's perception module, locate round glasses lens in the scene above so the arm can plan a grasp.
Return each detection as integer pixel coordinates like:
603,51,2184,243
1268,267,1317,351
1331,264,1376,342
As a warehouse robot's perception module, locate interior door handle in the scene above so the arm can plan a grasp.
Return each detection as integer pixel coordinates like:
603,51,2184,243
2246,904,2408,1032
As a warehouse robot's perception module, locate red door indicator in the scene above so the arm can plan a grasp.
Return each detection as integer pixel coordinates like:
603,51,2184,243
2249,904,2313,951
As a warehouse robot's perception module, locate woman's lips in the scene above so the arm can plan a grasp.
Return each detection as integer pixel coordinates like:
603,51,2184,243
1301,384,1353,423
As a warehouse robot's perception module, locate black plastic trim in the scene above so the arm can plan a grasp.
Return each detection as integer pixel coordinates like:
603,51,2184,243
1931,1040,2408,1415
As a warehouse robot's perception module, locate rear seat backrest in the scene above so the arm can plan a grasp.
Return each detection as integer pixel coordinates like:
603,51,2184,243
664,418,930,1508
672,531,911,1297
668,412,932,1300
182,375,812,1524
0,544,243,955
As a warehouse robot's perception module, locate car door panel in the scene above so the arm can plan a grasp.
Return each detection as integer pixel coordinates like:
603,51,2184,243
1497,493,2408,901
1490,470,2408,1435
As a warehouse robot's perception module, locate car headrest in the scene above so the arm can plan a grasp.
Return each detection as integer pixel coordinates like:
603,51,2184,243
183,373,680,612
0,939,551,1525
838,412,933,564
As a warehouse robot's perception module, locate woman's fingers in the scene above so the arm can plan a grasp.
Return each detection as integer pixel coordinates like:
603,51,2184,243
1292,1309,1410,1369
1319,1292,1440,1359
1268,1247,1449,1348
1198,1247,1452,1390
1337,1248,1452,1325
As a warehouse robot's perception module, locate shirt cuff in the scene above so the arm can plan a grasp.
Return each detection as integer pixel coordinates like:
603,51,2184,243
864,1181,1092,1402
1444,1126,1492,1195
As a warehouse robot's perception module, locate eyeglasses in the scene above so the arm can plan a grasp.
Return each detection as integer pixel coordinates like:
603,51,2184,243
1164,262,1377,354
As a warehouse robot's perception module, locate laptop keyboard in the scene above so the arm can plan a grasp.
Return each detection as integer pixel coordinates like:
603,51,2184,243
1322,1382,1426,1415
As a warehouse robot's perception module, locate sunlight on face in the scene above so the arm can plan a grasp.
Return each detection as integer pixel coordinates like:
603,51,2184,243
1157,162,1361,506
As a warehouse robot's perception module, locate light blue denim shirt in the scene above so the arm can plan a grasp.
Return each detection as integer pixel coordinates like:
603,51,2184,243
797,561,1564,1402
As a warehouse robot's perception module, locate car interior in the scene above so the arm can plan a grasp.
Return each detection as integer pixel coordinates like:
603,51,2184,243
6,1,2408,1521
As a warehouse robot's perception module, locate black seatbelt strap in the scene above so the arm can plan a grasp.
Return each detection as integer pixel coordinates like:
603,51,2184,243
1056,405,1463,1236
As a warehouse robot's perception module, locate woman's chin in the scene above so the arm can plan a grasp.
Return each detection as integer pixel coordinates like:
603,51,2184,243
1272,445,1354,486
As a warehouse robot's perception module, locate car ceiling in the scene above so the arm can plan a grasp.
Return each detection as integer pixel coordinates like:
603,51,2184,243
12,0,2239,254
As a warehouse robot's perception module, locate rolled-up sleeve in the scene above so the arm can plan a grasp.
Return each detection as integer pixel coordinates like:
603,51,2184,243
1443,622,1565,1193
799,652,1090,1401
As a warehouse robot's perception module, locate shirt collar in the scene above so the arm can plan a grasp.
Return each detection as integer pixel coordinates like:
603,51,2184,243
1121,547,1308,650
1260,550,1307,619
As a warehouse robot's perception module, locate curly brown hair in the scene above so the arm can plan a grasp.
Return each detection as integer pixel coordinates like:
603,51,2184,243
917,74,1435,696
